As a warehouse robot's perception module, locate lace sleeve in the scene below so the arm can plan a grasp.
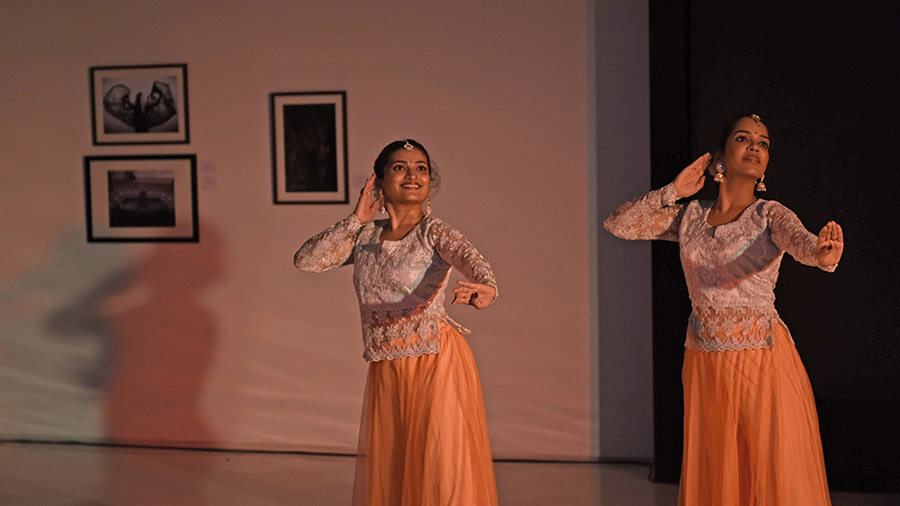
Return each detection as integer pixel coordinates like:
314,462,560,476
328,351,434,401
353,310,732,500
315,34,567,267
603,183,684,242
428,219,498,295
767,202,836,272
293,215,363,273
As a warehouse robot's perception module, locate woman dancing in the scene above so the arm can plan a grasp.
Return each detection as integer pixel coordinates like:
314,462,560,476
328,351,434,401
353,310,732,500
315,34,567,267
604,115,843,505
294,139,499,506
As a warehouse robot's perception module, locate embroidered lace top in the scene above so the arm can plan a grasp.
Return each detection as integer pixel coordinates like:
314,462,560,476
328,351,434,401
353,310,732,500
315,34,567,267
294,214,497,362
604,183,836,352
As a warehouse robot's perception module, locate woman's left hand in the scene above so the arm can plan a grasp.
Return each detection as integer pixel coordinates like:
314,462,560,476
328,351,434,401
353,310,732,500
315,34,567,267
452,281,496,309
815,221,844,268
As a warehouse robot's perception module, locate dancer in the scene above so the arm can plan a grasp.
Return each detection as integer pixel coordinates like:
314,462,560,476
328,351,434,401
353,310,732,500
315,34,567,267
294,139,499,506
604,115,843,505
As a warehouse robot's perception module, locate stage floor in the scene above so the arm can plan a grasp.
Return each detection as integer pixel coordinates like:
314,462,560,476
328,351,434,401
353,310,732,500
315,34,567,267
1,442,897,505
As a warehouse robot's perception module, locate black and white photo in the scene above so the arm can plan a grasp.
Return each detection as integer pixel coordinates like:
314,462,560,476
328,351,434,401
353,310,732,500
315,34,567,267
83,155,198,241
270,91,348,204
90,64,189,144
107,169,176,228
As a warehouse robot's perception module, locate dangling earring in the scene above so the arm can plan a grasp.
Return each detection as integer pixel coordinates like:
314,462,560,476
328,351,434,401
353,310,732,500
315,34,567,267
713,162,725,183
376,188,385,213
425,195,432,216
756,174,767,192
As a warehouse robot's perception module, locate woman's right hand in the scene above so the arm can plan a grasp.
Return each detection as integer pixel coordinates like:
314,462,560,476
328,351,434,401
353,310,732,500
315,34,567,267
672,153,711,198
353,174,379,224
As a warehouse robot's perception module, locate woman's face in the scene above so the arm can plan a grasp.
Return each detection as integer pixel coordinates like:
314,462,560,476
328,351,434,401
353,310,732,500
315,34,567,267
379,148,431,206
721,116,771,180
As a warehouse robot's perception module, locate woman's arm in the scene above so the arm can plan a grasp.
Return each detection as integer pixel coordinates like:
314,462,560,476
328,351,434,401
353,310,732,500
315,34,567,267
603,183,684,241
602,153,709,241
429,220,498,309
293,215,363,272
294,175,380,273
768,202,844,272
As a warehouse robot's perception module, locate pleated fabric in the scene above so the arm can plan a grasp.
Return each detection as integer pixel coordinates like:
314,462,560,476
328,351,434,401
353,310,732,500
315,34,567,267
679,322,831,506
352,323,498,506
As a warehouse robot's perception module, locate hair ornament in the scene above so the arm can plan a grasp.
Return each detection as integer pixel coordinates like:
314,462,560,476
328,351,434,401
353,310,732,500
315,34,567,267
403,140,414,151
750,113,762,124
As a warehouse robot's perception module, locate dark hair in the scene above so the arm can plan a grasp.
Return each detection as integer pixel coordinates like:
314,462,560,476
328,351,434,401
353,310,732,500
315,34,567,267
372,138,441,192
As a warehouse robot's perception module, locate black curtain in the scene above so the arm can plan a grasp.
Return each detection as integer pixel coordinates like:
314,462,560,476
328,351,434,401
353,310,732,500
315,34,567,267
649,0,900,492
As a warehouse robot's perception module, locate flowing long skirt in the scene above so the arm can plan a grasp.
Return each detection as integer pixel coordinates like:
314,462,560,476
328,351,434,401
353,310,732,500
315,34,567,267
352,323,498,506
679,322,831,506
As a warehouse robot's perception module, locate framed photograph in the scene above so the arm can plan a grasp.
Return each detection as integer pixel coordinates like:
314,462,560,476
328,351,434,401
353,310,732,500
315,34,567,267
270,91,348,204
83,155,198,242
89,64,189,144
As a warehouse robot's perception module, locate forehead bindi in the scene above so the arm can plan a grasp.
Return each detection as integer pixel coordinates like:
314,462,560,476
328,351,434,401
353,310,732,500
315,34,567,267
734,129,770,139
734,118,768,137
390,150,428,165
731,131,769,145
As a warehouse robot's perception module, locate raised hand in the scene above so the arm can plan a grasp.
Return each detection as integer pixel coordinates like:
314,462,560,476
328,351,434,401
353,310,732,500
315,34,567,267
452,281,496,310
353,174,379,224
815,221,844,268
673,153,711,199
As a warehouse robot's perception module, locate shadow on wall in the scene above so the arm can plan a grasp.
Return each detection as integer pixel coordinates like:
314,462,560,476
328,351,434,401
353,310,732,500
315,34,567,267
101,225,225,448
0,230,131,440
1,224,224,455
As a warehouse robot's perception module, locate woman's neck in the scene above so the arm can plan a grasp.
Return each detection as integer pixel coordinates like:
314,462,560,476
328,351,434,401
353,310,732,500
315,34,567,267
714,179,757,212
384,202,425,232
707,179,758,227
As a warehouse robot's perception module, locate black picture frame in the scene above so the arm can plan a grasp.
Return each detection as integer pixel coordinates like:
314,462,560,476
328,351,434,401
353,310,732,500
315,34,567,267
89,64,190,145
270,91,348,204
83,155,198,242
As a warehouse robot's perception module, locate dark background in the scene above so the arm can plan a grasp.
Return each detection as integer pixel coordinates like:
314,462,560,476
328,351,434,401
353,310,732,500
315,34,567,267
649,0,900,492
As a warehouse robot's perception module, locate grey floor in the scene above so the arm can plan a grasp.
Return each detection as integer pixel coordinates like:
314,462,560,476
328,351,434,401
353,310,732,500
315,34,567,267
1,442,897,505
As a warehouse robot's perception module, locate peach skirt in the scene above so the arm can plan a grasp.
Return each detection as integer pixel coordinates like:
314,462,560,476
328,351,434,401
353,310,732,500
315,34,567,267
351,324,498,506
679,322,831,506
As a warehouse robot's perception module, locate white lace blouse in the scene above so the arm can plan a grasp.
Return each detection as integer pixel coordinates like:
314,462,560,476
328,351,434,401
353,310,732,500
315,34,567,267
294,214,497,362
604,183,836,352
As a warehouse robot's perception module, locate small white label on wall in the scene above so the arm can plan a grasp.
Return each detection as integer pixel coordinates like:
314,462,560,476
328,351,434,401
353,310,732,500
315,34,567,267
200,161,217,190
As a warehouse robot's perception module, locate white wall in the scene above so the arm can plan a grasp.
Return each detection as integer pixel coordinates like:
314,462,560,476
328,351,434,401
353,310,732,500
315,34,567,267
0,0,604,459
592,1,654,459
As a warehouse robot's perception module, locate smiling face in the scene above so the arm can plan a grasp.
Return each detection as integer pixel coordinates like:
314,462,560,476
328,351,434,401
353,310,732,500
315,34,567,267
379,148,431,206
720,116,771,180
